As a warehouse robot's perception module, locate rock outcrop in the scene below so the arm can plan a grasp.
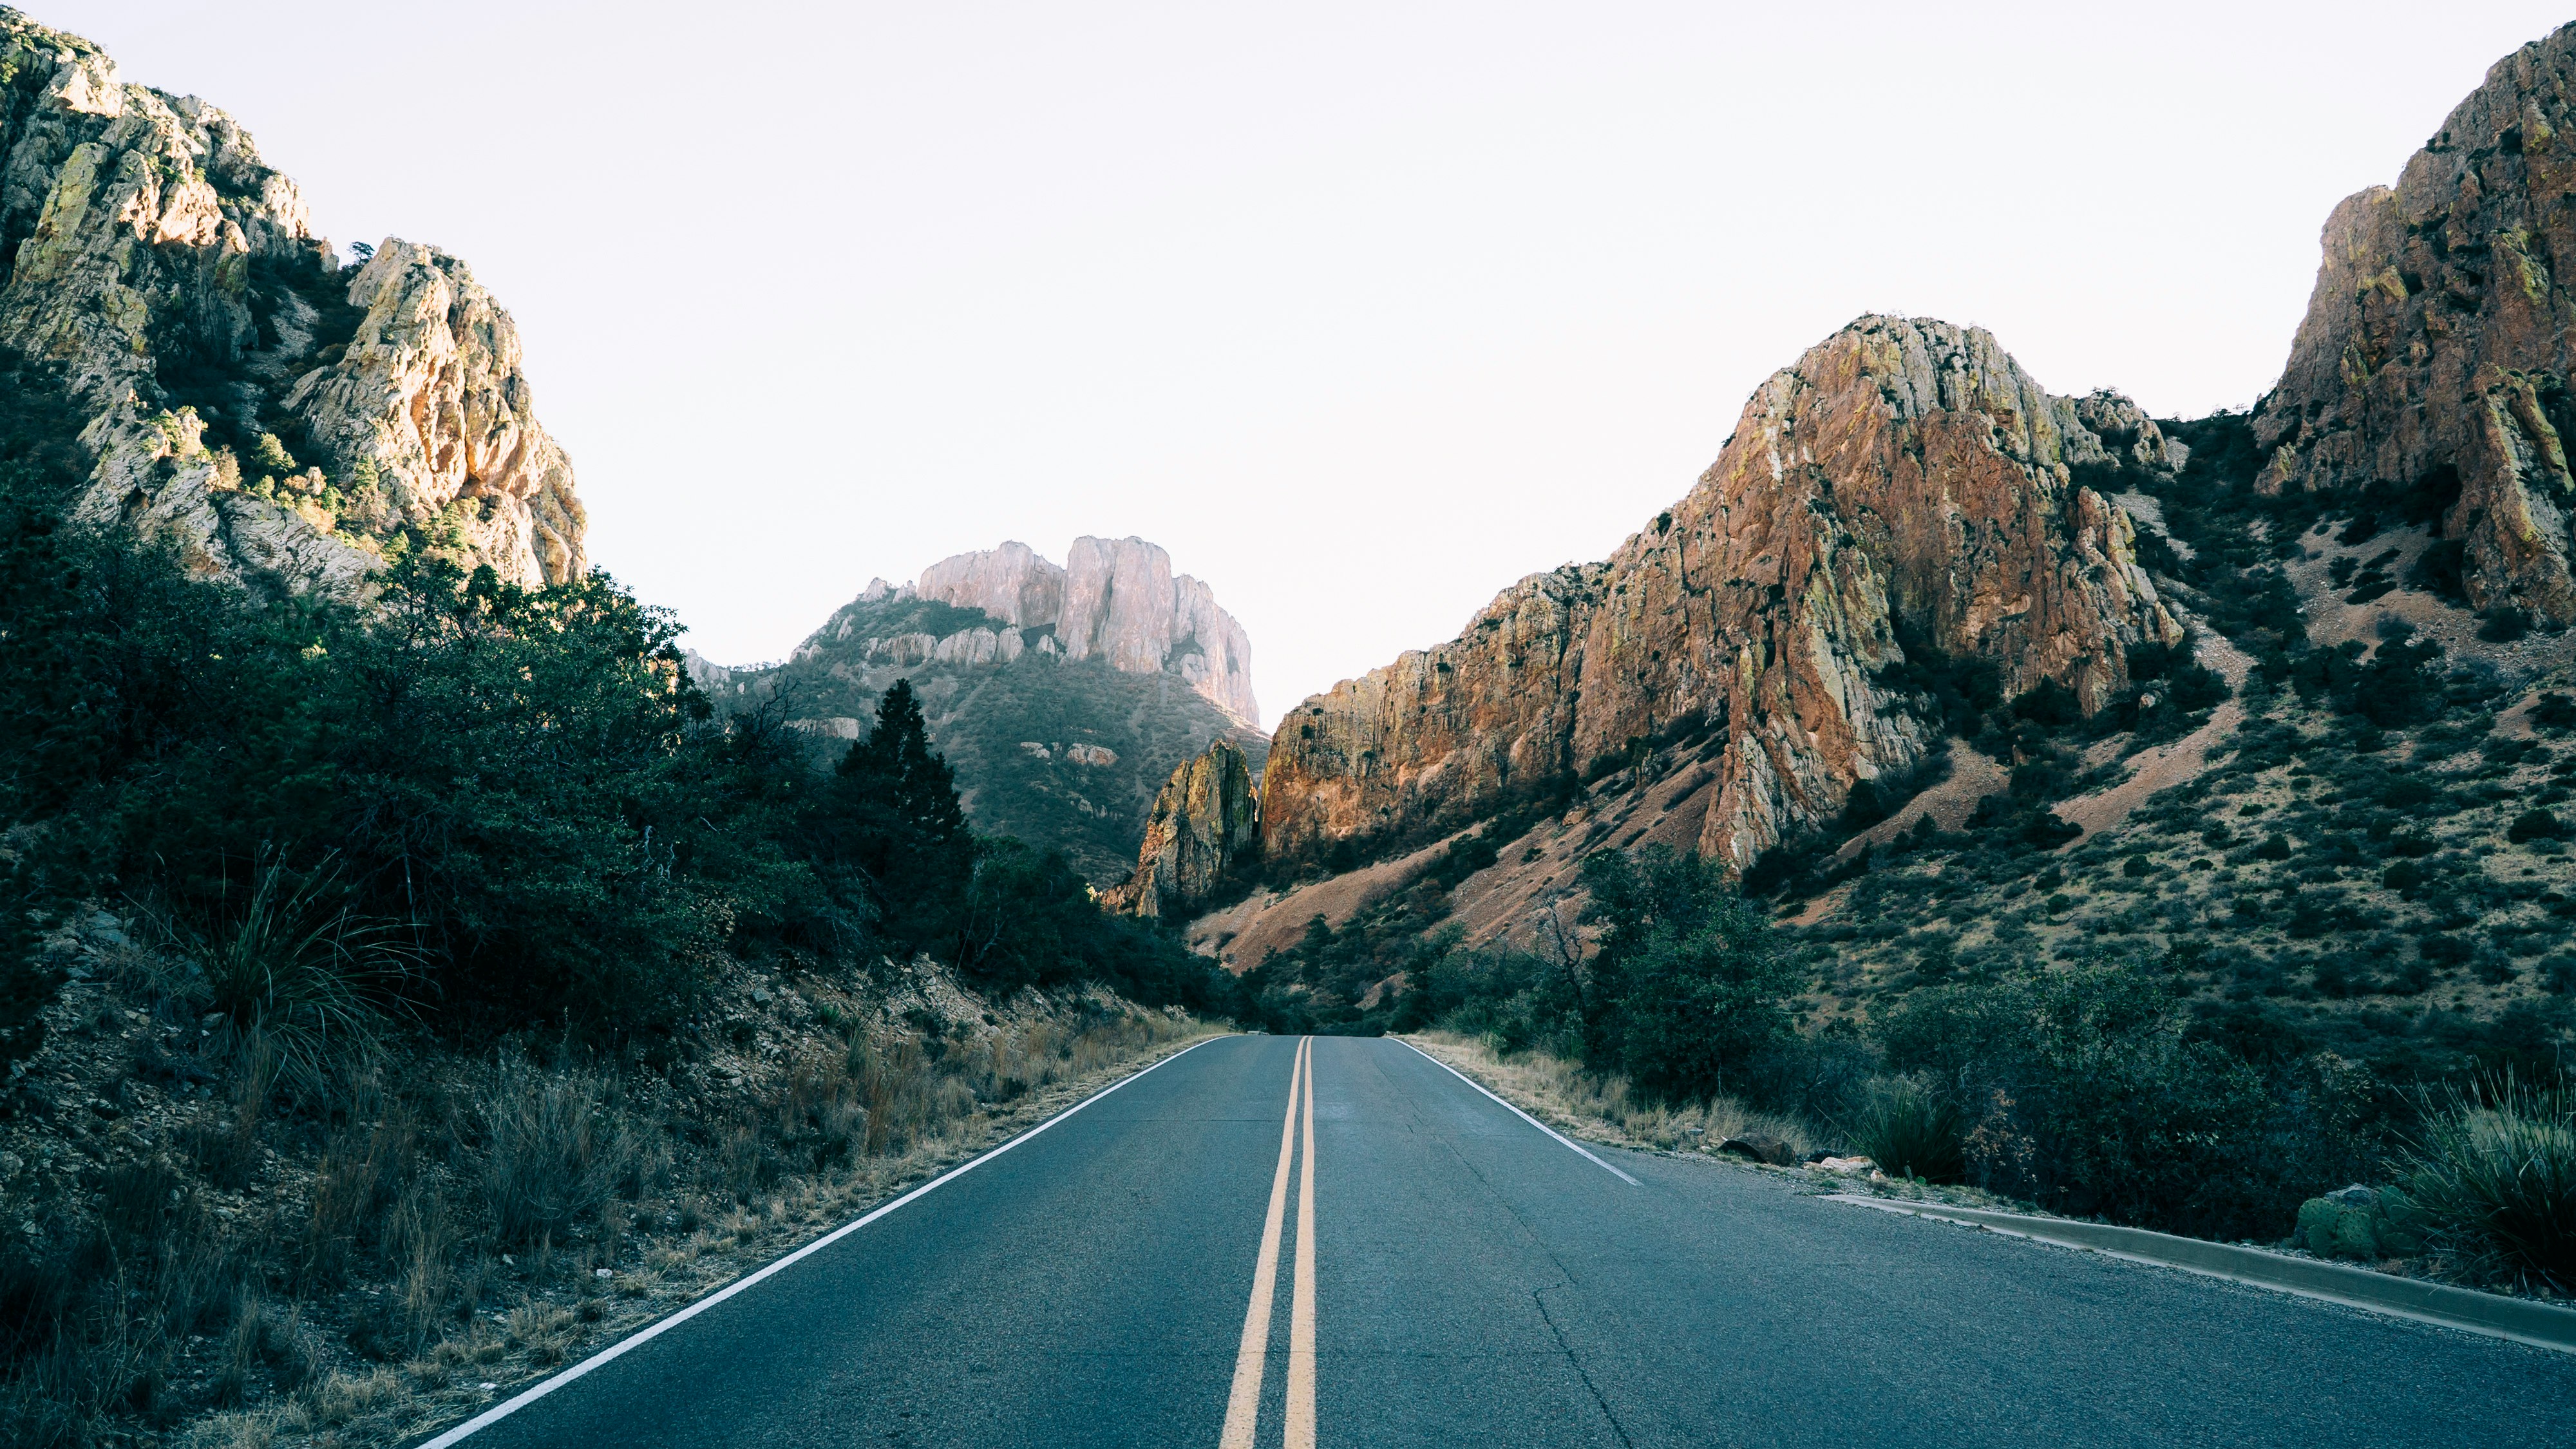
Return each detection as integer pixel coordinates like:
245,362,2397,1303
1100,739,1261,918
2256,21,2576,623
908,536,1258,725
0,10,583,589
1258,316,2181,872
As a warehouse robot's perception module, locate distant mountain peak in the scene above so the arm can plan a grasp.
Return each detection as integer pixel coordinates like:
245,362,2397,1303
907,536,1258,726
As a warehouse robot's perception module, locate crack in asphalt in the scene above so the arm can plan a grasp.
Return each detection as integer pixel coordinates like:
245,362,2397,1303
1369,1043,1637,1446
1533,1285,1635,1449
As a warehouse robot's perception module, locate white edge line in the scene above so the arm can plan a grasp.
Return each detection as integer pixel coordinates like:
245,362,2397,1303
1398,1039,1638,1185
1828,1195,2576,1356
415,1034,1231,1448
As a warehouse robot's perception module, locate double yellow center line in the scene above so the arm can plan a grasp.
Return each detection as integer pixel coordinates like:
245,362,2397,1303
1220,1036,1317,1449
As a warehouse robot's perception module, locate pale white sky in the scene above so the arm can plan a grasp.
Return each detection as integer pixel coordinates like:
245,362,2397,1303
36,2,2574,726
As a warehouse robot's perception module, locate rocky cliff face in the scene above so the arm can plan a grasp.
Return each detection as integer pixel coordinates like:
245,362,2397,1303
1099,739,1261,918
2256,21,2576,623
909,536,1258,726
0,11,583,589
1258,316,2181,872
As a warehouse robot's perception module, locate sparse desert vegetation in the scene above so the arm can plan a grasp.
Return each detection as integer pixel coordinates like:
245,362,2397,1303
1,929,1209,1448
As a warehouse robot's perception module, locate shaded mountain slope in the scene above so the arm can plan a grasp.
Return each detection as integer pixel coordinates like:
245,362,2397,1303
702,540,1265,884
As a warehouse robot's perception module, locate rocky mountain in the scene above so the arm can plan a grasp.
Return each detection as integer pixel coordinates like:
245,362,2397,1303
702,537,1266,885
1142,27,2576,1076
1259,316,2181,876
912,536,1258,725
2255,24,2576,626
0,9,583,591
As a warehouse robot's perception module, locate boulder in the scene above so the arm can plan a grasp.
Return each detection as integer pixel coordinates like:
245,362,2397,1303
1716,1134,1795,1166
1812,1155,1879,1175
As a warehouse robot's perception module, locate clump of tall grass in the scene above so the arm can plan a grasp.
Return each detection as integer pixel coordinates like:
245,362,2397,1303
476,1057,636,1245
2392,1074,2576,1292
1847,1074,1965,1182
171,854,421,1103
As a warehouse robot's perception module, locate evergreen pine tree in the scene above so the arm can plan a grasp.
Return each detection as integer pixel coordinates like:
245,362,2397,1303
825,678,974,951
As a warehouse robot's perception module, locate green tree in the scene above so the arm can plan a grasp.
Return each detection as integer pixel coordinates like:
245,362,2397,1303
812,679,974,958
1875,965,2337,1236
1579,846,1799,1101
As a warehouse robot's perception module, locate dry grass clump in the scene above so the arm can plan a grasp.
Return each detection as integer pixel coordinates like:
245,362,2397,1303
1407,1031,1814,1156
477,1059,635,1247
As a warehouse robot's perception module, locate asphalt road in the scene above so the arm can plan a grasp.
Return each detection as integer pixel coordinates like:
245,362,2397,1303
433,1034,2576,1448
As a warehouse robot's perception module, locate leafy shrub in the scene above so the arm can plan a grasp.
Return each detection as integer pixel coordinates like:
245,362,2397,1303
2392,1075,2576,1291
950,837,1228,1010
2508,809,2563,844
2477,607,2533,643
2291,630,2446,727
2409,538,2468,601
1422,824,1504,892
1877,967,2368,1236
1421,947,1586,1059
1876,621,2001,737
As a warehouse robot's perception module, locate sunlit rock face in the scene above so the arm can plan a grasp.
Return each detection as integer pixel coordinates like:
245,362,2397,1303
2257,21,2576,623
913,536,1259,727
0,12,584,589
1258,316,2180,873
1099,739,1262,918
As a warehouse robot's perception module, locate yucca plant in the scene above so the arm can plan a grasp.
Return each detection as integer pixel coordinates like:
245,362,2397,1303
1848,1073,1967,1183
179,852,421,1103
2392,1074,2576,1292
